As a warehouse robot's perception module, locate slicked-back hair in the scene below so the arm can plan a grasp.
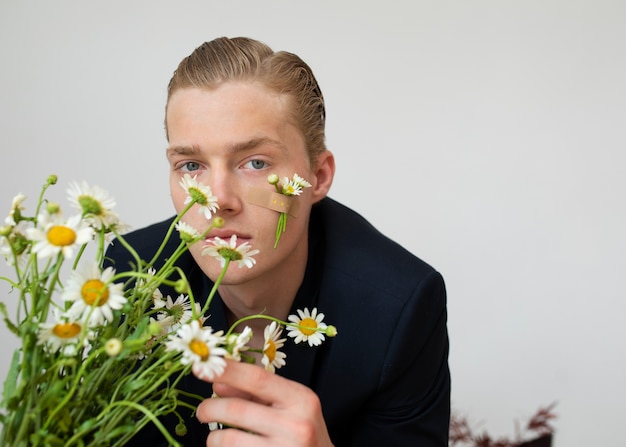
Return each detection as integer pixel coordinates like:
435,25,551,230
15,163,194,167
166,37,327,165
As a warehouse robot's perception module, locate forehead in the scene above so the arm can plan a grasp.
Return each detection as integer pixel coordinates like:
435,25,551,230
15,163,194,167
165,84,308,161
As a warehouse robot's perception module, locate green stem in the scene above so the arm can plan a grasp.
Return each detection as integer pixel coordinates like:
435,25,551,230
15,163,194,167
200,258,230,317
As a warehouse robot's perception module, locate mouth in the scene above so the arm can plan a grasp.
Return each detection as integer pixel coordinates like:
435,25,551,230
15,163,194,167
205,230,252,245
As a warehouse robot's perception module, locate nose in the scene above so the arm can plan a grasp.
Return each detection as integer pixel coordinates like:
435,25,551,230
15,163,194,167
207,169,242,217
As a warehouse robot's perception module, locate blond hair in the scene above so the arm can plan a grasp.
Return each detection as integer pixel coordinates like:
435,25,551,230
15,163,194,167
166,37,327,164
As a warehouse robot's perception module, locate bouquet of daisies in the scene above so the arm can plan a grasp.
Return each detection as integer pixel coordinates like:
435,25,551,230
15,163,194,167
0,174,335,447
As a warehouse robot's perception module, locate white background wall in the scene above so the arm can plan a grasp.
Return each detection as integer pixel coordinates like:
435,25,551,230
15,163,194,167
1,1,625,445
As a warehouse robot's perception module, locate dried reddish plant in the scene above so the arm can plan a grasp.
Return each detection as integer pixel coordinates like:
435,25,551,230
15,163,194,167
449,403,557,447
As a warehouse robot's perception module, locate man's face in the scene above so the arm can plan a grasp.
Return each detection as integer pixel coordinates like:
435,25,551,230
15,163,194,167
166,83,319,287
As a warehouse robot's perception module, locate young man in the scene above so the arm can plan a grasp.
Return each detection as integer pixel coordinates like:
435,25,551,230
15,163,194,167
106,36,450,446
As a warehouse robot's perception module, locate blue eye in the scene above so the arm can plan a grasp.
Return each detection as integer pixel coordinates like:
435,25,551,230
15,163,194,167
181,162,201,172
246,159,267,170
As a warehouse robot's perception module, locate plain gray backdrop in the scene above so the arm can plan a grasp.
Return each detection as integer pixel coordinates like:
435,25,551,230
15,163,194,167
1,1,625,446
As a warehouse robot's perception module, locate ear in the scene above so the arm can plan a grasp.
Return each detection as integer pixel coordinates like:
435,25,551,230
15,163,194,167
310,150,335,203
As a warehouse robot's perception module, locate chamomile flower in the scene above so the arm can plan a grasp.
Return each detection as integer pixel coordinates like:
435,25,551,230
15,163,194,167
286,307,328,347
152,293,200,332
37,311,87,355
26,212,94,260
262,321,287,373
63,262,127,327
201,234,259,269
166,320,228,380
175,221,201,243
224,326,253,361
5,193,26,226
179,174,219,220
67,181,122,231
281,173,312,196
0,233,11,262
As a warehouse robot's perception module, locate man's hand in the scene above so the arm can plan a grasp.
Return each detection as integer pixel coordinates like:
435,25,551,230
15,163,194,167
194,360,334,447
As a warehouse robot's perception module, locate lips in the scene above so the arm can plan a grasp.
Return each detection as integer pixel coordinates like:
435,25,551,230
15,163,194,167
205,230,252,244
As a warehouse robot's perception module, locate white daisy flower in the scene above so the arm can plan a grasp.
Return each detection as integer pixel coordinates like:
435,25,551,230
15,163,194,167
166,320,228,380
179,174,219,220
67,181,123,231
292,173,312,189
37,311,87,354
201,235,259,269
225,326,252,361
135,267,158,297
63,262,127,327
153,294,200,332
262,321,287,373
26,212,94,260
5,193,27,226
0,233,11,261
286,307,328,347
281,173,312,196
175,221,201,243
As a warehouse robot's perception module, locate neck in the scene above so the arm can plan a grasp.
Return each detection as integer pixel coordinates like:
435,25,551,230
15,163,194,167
219,244,308,327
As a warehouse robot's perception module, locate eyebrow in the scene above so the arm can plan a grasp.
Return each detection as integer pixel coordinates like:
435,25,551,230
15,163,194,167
166,137,287,160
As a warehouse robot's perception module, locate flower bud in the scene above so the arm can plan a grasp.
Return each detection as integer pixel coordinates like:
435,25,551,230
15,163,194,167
175,422,188,436
174,279,188,294
0,225,11,237
105,338,123,356
212,216,225,228
46,174,58,185
325,325,338,337
46,202,60,214
148,321,163,336
267,173,279,185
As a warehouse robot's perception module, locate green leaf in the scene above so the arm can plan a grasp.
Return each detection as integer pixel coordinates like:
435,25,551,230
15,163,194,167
1,349,21,408
0,302,19,336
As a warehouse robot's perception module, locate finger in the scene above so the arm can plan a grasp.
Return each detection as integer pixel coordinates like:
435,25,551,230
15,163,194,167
211,360,309,408
211,382,271,406
206,427,273,447
196,394,279,438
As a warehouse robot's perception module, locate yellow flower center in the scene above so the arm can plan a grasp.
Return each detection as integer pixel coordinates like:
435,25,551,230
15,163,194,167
52,322,81,339
189,339,210,361
264,339,277,362
47,225,77,247
299,318,317,335
81,279,109,306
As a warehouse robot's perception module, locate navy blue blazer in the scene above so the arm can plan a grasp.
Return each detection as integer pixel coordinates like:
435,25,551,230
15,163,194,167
105,197,450,446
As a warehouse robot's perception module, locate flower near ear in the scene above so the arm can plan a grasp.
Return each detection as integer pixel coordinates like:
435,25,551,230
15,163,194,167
67,181,123,231
262,321,287,373
179,173,219,220
201,234,259,268
286,307,328,347
63,262,127,327
268,173,312,248
26,212,94,260
166,320,228,381
281,173,312,196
